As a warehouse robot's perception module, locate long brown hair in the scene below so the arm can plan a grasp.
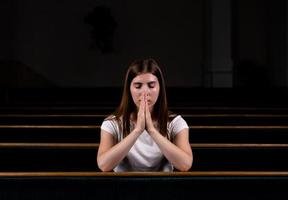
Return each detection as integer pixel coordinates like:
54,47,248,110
111,58,170,139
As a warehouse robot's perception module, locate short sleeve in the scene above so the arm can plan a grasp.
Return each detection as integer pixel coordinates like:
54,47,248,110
101,119,118,138
168,115,189,138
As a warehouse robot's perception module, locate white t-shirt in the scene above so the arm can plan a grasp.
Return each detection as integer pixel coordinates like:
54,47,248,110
100,115,189,172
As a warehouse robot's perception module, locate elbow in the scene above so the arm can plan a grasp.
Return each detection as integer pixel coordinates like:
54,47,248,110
97,156,113,172
178,162,192,172
177,155,193,172
99,166,112,172
98,163,111,172
98,163,113,172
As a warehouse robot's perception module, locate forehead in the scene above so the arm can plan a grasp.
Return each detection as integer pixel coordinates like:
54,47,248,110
132,73,158,83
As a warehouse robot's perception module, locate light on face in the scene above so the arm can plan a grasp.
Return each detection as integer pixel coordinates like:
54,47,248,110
130,73,160,108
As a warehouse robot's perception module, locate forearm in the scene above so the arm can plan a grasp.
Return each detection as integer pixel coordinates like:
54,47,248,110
98,129,141,172
149,130,193,171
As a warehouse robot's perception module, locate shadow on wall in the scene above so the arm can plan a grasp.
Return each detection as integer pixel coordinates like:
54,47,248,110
233,60,270,88
84,5,117,54
0,60,57,88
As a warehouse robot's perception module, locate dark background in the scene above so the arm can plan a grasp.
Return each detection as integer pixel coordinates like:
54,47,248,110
0,0,287,89
0,2,288,199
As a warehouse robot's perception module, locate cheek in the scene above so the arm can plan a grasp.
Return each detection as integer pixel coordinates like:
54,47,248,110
150,88,160,102
130,88,140,105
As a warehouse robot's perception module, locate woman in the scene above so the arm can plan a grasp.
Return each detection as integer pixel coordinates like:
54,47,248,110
97,58,193,172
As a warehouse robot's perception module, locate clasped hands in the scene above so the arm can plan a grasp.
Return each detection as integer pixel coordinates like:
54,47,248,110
134,93,157,134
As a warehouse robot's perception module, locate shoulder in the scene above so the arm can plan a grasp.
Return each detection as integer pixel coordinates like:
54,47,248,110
168,111,178,122
101,115,120,135
104,115,117,121
169,115,187,126
102,115,117,126
168,111,186,124
168,114,189,137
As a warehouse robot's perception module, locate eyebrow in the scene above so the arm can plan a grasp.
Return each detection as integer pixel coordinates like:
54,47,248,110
133,81,156,85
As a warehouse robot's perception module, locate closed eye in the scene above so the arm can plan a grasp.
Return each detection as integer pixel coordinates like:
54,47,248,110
134,83,142,89
148,82,156,88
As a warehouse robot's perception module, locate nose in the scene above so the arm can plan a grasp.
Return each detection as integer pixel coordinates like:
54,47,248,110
141,86,150,96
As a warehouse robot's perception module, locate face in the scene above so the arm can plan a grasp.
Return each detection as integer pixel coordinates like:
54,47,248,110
130,73,160,111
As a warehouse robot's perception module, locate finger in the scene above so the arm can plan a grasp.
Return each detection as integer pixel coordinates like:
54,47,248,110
139,94,145,113
145,96,148,113
142,92,146,103
145,97,151,121
143,93,146,108
145,94,150,111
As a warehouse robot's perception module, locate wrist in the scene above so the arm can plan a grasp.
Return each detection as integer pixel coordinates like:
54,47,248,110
147,128,158,136
133,128,143,135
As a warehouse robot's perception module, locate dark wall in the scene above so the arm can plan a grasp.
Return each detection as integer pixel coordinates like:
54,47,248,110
232,0,288,88
0,1,13,60
1,0,288,88
0,0,204,87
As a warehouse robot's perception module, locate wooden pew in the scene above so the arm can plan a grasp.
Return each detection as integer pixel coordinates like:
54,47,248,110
0,110,287,171
0,171,287,199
